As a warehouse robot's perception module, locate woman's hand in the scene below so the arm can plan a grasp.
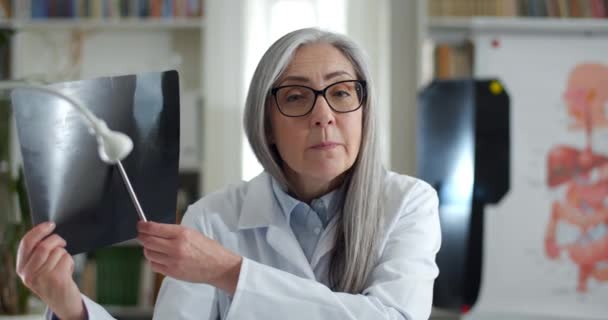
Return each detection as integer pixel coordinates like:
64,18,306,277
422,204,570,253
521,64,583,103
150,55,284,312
16,222,85,320
137,221,243,295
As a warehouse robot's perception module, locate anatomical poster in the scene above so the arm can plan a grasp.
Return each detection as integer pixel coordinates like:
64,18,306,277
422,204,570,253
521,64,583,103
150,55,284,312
464,34,608,319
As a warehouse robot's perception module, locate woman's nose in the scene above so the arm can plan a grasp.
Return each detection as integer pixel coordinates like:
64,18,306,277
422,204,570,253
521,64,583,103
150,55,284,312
310,95,335,127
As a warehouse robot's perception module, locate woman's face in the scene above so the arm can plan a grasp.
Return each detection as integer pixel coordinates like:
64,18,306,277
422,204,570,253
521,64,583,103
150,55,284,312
269,43,363,189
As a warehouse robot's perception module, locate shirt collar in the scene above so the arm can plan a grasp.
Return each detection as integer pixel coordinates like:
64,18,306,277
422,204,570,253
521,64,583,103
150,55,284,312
270,177,343,227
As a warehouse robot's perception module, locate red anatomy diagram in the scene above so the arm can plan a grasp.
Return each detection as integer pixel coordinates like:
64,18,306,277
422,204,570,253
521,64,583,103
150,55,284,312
545,63,608,293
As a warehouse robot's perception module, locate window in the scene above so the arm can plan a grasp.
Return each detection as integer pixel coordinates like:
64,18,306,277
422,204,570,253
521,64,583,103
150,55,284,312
242,0,347,181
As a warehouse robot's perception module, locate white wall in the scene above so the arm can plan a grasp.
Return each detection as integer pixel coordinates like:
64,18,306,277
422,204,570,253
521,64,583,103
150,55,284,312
202,0,247,193
346,0,427,175
388,0,427,175
347,0,391,166
240,0,350,183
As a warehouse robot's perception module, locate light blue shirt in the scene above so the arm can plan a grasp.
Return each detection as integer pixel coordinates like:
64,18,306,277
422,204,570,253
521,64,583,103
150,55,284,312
270,178,341,262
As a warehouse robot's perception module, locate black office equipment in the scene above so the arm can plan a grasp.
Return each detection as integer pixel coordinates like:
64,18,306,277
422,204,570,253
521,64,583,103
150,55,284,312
417,79,510,311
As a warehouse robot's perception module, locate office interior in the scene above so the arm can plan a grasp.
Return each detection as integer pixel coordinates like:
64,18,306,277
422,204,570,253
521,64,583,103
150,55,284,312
0,0,607,319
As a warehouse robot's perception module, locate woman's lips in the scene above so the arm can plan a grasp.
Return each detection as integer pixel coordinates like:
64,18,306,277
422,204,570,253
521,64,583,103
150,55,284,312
310,142,340,150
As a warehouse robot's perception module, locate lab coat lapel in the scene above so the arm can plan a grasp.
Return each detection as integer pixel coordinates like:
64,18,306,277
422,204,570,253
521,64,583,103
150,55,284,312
266,225,315,279
238,172,315,279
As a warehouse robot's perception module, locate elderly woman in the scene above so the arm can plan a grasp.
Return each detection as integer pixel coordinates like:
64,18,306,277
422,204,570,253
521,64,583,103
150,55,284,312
16,28,440,320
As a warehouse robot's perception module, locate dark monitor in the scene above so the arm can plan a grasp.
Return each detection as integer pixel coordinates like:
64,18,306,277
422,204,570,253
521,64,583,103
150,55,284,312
11,70,180,255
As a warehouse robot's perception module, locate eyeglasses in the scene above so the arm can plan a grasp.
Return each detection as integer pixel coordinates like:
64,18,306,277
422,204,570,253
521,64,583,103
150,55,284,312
271,80,367,117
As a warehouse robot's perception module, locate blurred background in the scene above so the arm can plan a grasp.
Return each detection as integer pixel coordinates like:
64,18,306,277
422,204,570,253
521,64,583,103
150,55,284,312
1,0,607,319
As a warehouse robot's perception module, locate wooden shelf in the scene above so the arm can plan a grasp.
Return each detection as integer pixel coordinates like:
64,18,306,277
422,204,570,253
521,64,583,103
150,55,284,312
429,17,608,43
0,316,43,320
0,18,204,31
104,305,154,319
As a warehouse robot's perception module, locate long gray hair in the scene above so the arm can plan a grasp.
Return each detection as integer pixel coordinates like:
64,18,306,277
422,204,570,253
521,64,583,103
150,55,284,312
244,28,385,293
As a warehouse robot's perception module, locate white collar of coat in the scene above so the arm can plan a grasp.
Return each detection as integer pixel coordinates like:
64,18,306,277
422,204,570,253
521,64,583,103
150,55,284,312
237,171,287,230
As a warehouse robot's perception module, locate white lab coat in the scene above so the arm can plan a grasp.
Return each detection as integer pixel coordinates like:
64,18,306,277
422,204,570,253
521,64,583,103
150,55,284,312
53,170,441,320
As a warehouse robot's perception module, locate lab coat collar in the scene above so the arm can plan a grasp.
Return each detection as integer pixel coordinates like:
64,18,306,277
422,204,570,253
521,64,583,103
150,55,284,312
237,172,283,230
236,171,344,230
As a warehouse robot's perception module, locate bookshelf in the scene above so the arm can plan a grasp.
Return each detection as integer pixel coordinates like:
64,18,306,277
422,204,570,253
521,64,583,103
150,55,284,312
425,0,608,79
1,1,211,319
426,16,608,81
3,1,206,175
429,16,608,44
423,0,608,81
1,0,256,317
5,18,204,30
428,0,608,18
4,0,204,20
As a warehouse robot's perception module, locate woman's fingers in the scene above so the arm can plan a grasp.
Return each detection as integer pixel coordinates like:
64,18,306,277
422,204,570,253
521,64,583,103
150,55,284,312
55,251,75,275
143,247,170,265
17,222,56,271
15,224,84,320
137,221,182,239
39,247,68,275
19,234,66,280
138,234,173,253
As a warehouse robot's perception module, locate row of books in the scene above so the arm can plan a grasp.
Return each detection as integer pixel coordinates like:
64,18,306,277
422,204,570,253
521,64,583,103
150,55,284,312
429,0,608,18
0,0,204,20
434,43,474,80
78,246,157,308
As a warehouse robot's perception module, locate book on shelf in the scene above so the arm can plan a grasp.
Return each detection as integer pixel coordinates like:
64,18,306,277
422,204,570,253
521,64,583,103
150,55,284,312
556,0,570,17
0,0,10,18
433,42,474,80
8,0,204,21
429,0,608,18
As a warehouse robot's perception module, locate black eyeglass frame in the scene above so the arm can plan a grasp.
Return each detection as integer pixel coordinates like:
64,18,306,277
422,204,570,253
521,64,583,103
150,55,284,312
270,80,367,117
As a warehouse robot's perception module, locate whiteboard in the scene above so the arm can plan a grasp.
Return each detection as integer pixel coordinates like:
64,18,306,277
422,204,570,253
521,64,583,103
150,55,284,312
465,34,608,320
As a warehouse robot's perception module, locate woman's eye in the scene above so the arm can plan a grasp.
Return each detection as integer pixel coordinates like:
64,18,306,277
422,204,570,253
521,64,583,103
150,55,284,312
333,90,351,98
286,94,304,102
